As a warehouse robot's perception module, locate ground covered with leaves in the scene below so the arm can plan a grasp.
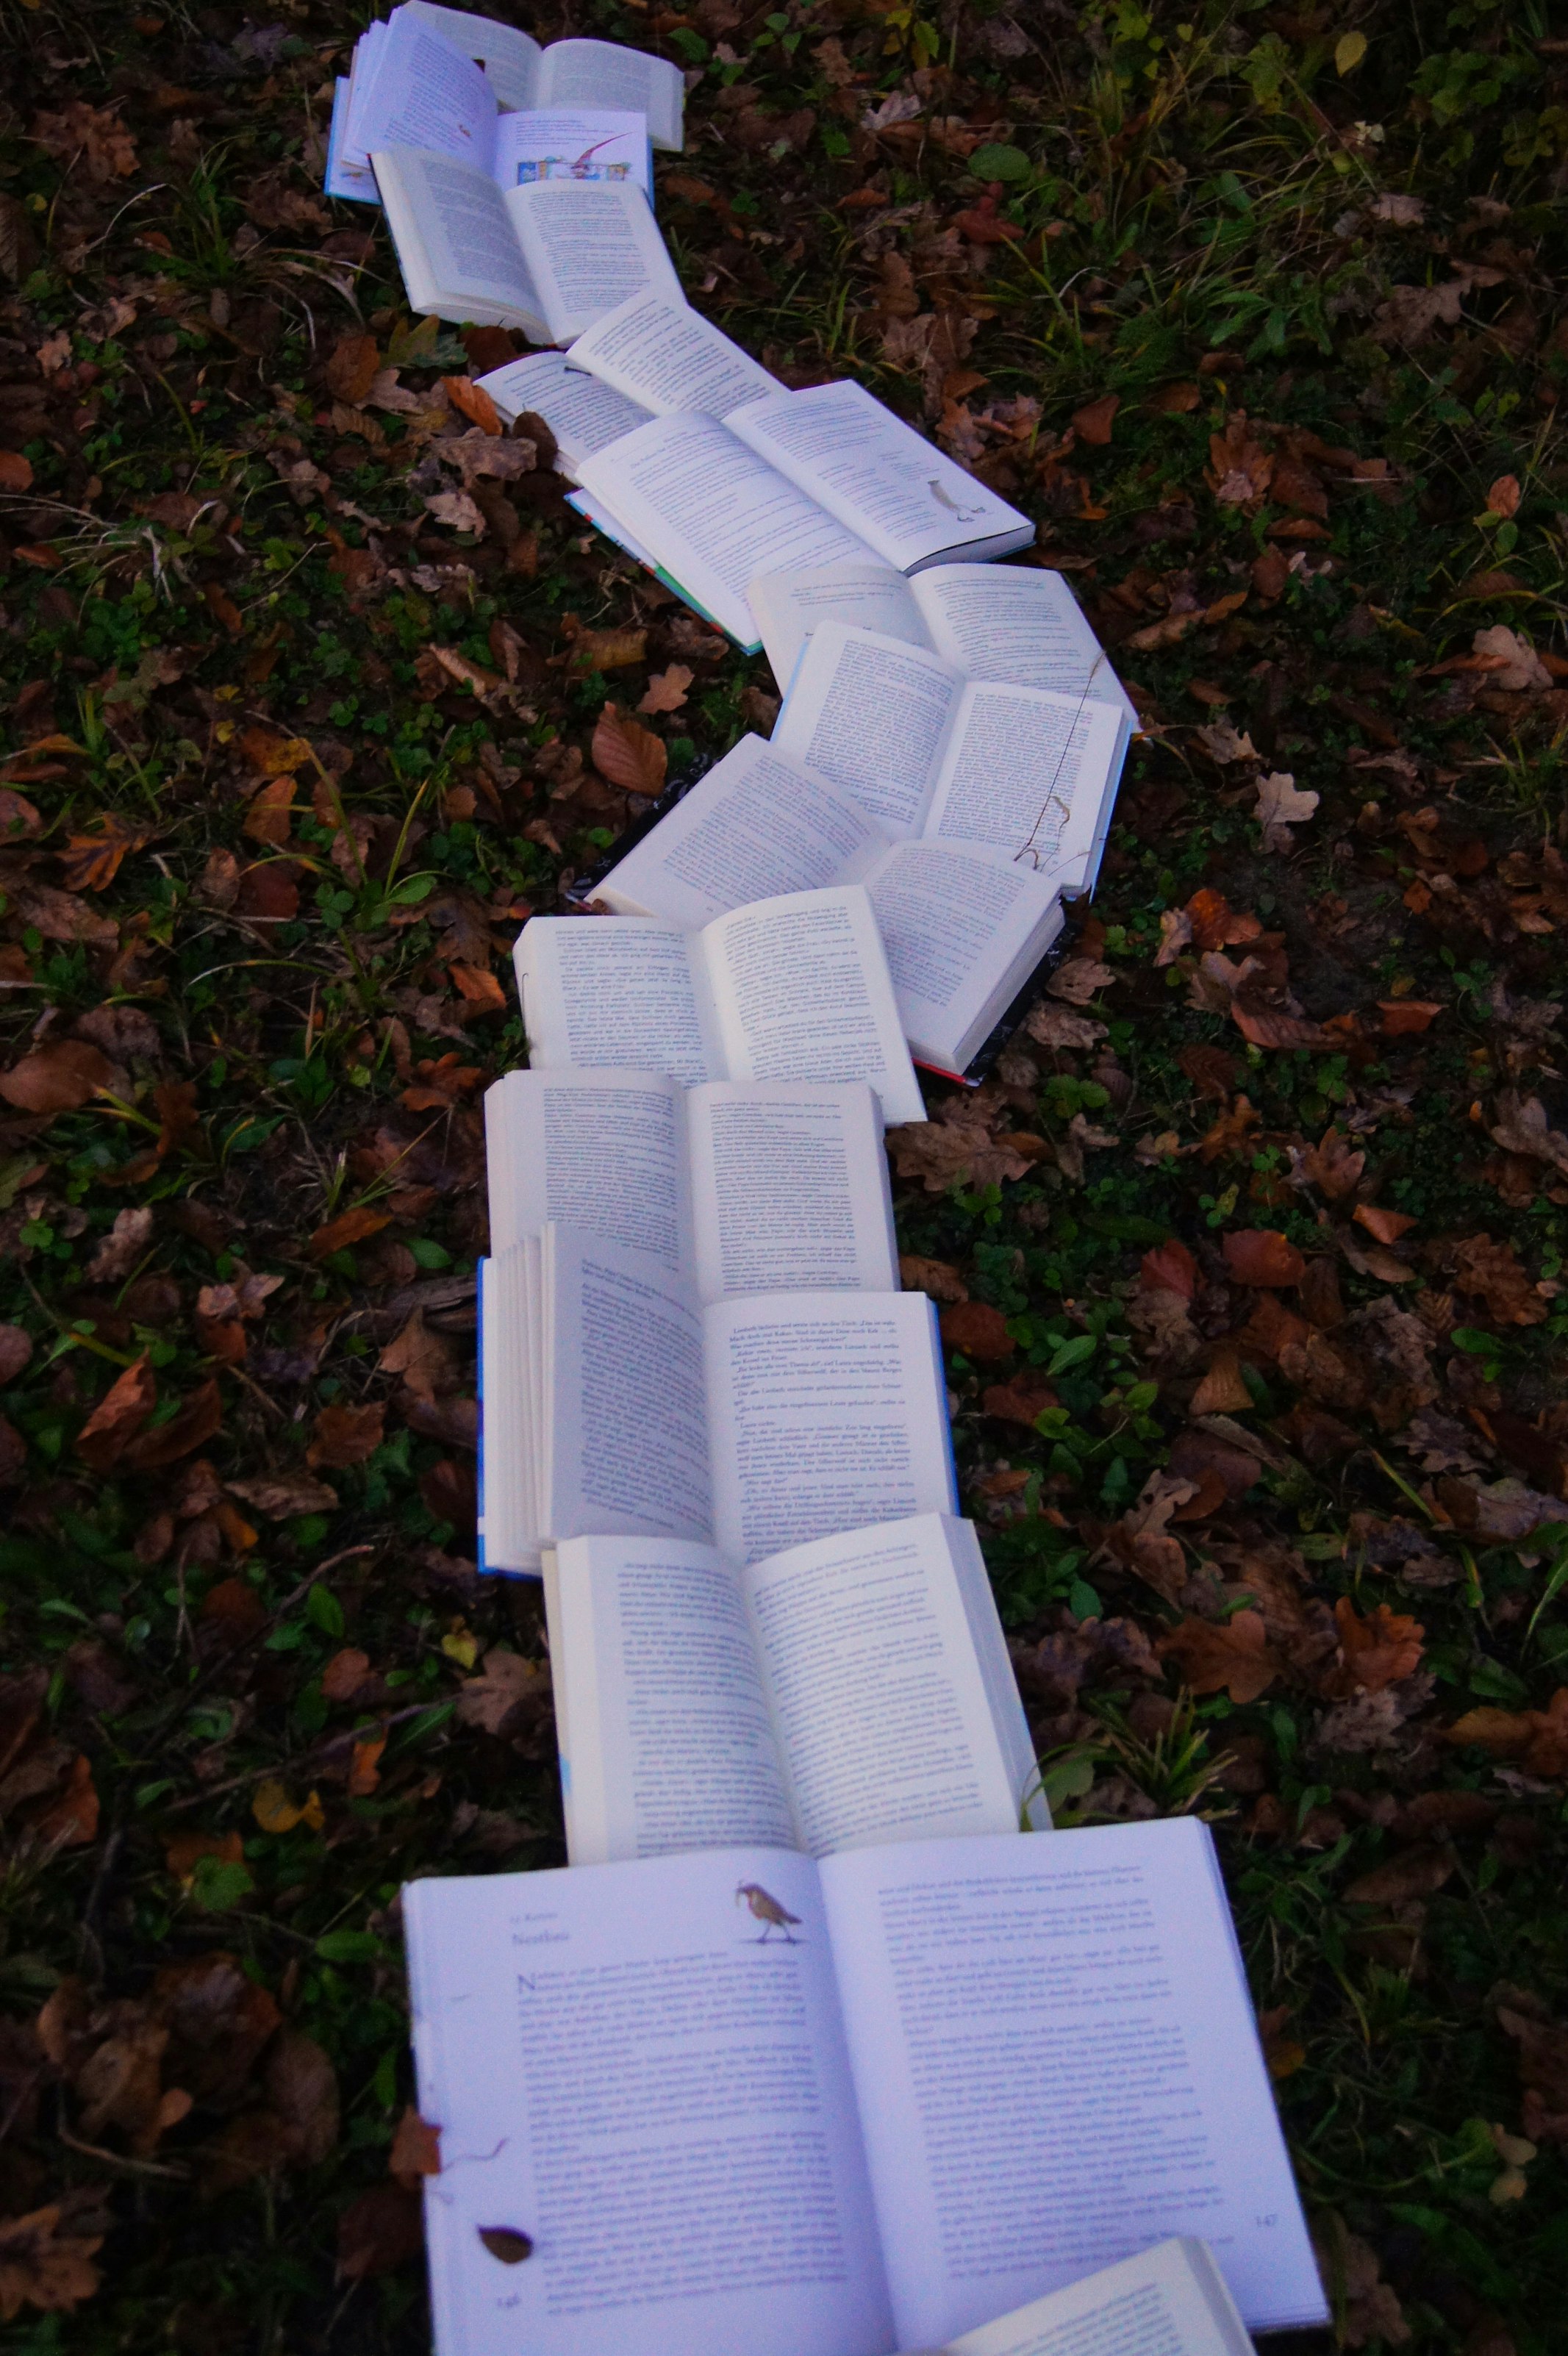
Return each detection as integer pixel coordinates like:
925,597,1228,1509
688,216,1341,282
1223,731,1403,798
0,0,1567,2348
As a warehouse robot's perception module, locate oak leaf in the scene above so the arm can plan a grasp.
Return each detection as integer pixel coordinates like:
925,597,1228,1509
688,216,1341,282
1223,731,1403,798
1332,1596,1425,1693
1159,1610,1282,1702
1255,770,1319,852
0,2204,104,2321
637,664,693,715
83,1206,154,1283
456,1648,548,1737
307,1401,384,1470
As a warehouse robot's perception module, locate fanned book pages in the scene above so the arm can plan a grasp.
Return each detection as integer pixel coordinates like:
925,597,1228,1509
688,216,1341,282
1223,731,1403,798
473,348,656,477
478,1227,956,1571
484,1070,898,1304
593,731,1067,1078
512,887,926,1126
543,1514,1042,1863
346,1,684,146
928,2237,1257,2356
404,1820,1327,2356
370,155,682,337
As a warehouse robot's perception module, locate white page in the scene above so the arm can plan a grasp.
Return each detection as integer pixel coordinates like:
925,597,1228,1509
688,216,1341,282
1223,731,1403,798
506,179,683,343
354,12,499,176
397,1,543,110
479,1250,540,1574
703,886,926,1128
569,290,781,418
484,1067,692,1280
373,147,545,327
404,1846,895,2356
686,1081,896,1303
493,108,652,198
515,915,723,1085
550,1536,795,1863
543,1227,713,1545
478,349,652,476
705,1289,956,1564
772,623,963,837
860,839,1064,1070
944,2238,1256,2356
914,565,1136,726
598,733,884,930
744,1514,1025,1857
747,562,930,691
578,417,878,646
818,1820,1326,2346
924,683,1128,891
729,382,1033,571
539,37,684,150
326,77,379,201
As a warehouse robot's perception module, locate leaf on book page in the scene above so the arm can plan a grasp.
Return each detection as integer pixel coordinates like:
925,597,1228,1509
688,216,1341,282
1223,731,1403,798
592,703,667,798
443,376,503,436
477,2227,534,2265
389,2107,443,2188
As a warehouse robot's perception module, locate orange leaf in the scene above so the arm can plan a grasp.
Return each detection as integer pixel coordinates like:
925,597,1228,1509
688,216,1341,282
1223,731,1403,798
448,964,506,1010
326,332,382,406
119,1378,222,1472
0,1039,114,1115
57,814,154,892
637,663,693,715
204,582,244,637
307,1400,385,1470
166,1828,243,1877
1189,1349,1253,1415
34,1754,99,1847
1333,1595,1425,1693
443,376,502,435
1486,473,1521,520
243,776,296,846
0,450,34,492
308,1206,393,1259
1222,1228,1306,1287
76,1355,158,1472
591,702,667,798
1378,999,1442,1034
348,1733,386,1796
321,1647,374,1702
1353,1202,1417,1244
389,2107,443,2187
1071,393,1120,445
239,727,313,776
1159,1610,1282,1703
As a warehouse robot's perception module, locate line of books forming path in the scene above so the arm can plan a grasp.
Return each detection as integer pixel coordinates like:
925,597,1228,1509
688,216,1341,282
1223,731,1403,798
327,12,1330,2353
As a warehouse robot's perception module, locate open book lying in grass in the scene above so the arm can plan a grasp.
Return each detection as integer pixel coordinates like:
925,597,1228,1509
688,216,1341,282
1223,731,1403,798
479,1228,955,1572
545,1514,1040,1863
404,1819,1327,2356
922,2237,1259,2356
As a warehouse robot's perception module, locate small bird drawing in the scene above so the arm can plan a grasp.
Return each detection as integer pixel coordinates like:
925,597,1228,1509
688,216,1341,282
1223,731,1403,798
735,1882,802,1944
926,476,987,525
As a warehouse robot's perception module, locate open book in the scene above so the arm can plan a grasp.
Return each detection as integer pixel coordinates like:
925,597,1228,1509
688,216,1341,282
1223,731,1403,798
592,734,1067,1078
513,889,926,1127
772,621,1130,897
545,1514,1039,1863
484,1069,898,1303
404,1818,1327,2356
932,2238,1256,2356
479,1228,955,1570
371,154,681,338
357,2,684,145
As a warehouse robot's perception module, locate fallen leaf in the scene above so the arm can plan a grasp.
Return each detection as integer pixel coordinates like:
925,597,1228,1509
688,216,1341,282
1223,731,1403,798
0,2202,104,2321
379,1309,457,1402
57,814,154,892
1047,958,1117,1004
637,664,693,715
82,1205,154,1283
389,2106,443,2185
456,1649,547,1737
449,964,506,1011
238,728,313,776
1378,999,1442,1035
226,1472,339,1519
1333,1596,1425,1692
1342,1842,1455,1905
0,1327,34,1386
325,333,381,406
307,1401,385,1471
337,2185,424,2280
1254,770,1319,852
1472,624,1549,692
0,1040,114,1114
243,777,295,846
252,1781,326,1834
592,703,667,798
1486,474,1521,520
1159,1610,1282,1703
1190,1349,1253,1415
75,1356,158,1472
939,1301,1016,1361
1141,1239,1198,1299
308,1206,393,1260
443,376,503,435
348,1733,386,1795
1353,1203,1416,1245
899,1255,969,1303
1071,393,1119,445
1223,1229,1306,1286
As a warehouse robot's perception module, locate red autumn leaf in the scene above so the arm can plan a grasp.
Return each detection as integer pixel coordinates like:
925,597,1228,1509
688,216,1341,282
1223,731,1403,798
243,777,295,846
938,1301,1017,1362
443,376,503,435
592,702,668,798
1139,1238,1198,1300
1071,393,1120,444
0,1040,114,1115
235,862,301,921
76,1356,159,1472
1333,1595,1425,1693
448,964,506,1011
308,1206,393,1259
1222,1229,1306,1287
0,450,33,493
1378,999,1442,1034
57,814,154,893
1353,1202,1417,1245
119,1378,222,1472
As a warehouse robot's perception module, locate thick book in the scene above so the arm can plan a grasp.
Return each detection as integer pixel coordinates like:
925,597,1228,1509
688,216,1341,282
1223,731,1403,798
484,1069,898,1303
362,1,684,146
544,1512,1041,1863
771,621,1130,900
404,1819,1328,2356
592,731,1070,1077
479,1228,956,1570
370,153,681,337
933,2237,1259,2356
512,887,927,1128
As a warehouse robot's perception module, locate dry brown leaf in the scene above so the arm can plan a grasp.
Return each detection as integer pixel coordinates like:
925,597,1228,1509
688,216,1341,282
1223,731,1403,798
1190,1349,1253,1415
325,333,382,407
1332,1596,1425,1693
637,664,693,715
1222,1229,1306,1287
243,777,295,846
0,2203,104,2321
0,1326,33,1387
457,1649,548,1736
1255,770,1319,852
307,1401,385,1471
308,1206,393,1259
899,1255,969,1303
1140,1239,1198,1299
379,1308,457,1402
57,814,154,892
442,376,503,435
225,1472,340,1520
76,1356,158,1473
1071,393,1119,444
1047,958,1117,1004
0,1040,114,1114
938,1301,1016,1361
389,2105,443,2186
592,703,667,798
1159,1610,1282,1703
83,1205,154,1284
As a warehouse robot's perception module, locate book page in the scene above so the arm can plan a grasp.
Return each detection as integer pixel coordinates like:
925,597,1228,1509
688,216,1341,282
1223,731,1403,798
944,2239,1256,2356
540,37,686,149
818,1820,1326,2347
353,12,499,174
398,1,543,110
405,1846,895,2356
506,180,683,342
705,1290,956,1564
326,78,379,201
923,684,1128,889
772,623,962,837
476,349,652,476
914,565,1134,723
860,839,1064,1071
373,148,543,325
747,562,929,692
743,1514,1026,1857
599,734,884,930
577,417,878,645
549,1536,795,1863
543,1228,714,1545
686,1081,897,1303
703,887,926,1128
484,1067,692,1280
479,1250,540,1574
569,292,781,418
516,915,722,1086
729,382,1032,570
493,108,652,197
